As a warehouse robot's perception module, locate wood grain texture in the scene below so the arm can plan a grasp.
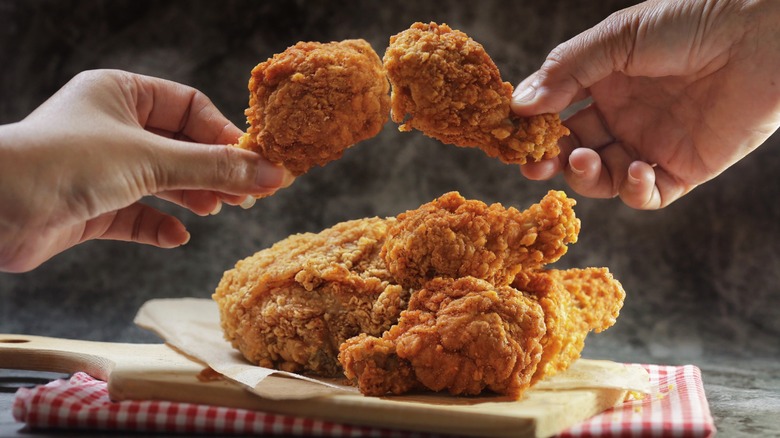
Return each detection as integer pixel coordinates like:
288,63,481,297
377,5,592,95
0,333,634,437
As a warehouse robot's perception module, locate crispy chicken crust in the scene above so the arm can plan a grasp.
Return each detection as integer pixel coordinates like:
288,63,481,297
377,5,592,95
512,268,626,384
381,190,580,288
339,276,546,397
213,217,408,377
215,191,625,397
237,39,390,176
339,267,624,397
384,22,568,164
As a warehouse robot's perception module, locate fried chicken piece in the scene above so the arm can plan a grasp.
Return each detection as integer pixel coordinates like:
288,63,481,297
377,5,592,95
339,268,624,397
384,22,568,164
339,276,546,397
512,268,626,384
381,190,580,289
236,39,390,176
213,217,409,377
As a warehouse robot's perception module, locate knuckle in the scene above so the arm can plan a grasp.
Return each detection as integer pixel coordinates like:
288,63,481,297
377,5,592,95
212,146,254,190
541,45,569,75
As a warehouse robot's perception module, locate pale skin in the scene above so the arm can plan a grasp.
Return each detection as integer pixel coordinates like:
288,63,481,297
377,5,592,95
0,69,294,273
512,0,780,209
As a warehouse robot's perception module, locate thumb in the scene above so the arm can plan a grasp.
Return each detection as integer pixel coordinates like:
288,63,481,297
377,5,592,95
149,138,295,196
511,12,634,116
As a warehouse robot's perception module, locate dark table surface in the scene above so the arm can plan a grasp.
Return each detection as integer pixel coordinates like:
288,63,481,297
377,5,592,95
1,0,778,436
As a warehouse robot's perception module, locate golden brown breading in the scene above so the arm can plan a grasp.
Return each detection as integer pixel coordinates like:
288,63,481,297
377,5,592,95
213,217,409,377
337,334,420,395
236,39,390,176
381,190,580,289
384,22,568,164
214,191,626,397
339,276,546,397
512,268,626,384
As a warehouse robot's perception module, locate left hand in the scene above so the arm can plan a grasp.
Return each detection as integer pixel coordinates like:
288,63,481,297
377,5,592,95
0,69,292,273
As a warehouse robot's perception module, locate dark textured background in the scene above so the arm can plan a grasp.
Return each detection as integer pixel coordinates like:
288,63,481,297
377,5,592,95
1,0,779,436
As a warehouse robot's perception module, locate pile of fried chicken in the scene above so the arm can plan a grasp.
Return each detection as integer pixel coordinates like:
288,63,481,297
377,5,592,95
214,191,625,398
214,22,622,399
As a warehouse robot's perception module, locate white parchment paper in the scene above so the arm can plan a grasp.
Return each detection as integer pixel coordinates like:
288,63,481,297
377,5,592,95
134,298,651,401
134,298,357,400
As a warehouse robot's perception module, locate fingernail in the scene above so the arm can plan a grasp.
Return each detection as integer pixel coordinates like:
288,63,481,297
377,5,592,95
210,201,223,215
256,162,296,190
513,85,536,103
627,162,642,185
280,169,296,188
256,162,285,187
513,75,539,105
240,196,257,209
181,231,191,246
569,160,585,176
628,172,640,185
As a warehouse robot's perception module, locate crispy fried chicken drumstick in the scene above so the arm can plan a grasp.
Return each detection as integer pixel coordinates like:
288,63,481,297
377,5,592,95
384,22,568,164
339,276,546,397
213,217,408,377
236,39,390,176
381,190,580,289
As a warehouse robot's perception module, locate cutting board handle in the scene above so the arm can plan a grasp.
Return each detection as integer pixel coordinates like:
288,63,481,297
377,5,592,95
0,334,135,380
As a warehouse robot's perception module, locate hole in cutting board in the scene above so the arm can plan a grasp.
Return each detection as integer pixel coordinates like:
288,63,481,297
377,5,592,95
0,339,30,343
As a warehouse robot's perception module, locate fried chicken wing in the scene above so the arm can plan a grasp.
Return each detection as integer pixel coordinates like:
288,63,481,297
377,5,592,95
213,217,409,377
384,22,568,164
512,268,626,383
381,190,580,288
236,39,390,176
339,276,546,397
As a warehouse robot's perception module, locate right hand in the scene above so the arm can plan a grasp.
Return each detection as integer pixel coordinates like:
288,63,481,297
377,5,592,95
511,0,780,209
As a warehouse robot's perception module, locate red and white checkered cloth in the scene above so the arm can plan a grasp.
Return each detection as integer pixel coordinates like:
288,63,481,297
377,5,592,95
13,364,715,437
558,364,716,437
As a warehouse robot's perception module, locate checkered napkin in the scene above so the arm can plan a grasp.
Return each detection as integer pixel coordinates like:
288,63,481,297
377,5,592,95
13,364,715,437
558,365,716,437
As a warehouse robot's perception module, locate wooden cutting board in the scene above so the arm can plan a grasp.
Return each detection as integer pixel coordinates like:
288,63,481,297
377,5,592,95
0,333,633,437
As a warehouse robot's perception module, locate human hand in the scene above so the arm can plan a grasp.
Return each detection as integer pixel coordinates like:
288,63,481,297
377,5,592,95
0,69,294,273
512,0,780,209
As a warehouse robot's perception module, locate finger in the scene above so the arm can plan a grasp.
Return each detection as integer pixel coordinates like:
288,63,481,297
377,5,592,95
561,104,615,149
512,72,591,117
131,74,244,145
563,148,616,199
511,11,635,116
653,167,696,209
155,190,221,216
217,193,251,206
156,190,253,215
619,161,662,209
86,203,190,248
147,139,295,196
520,158,560,180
